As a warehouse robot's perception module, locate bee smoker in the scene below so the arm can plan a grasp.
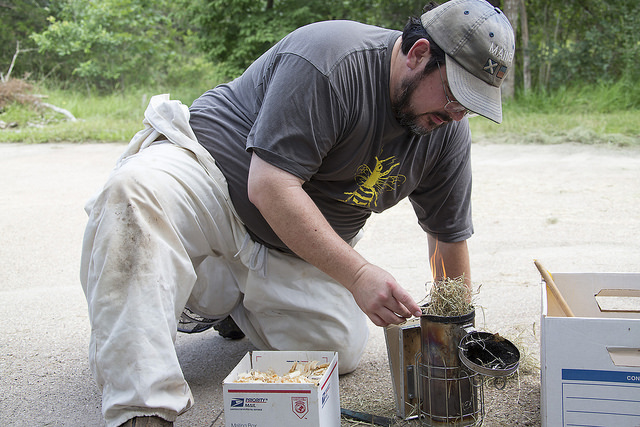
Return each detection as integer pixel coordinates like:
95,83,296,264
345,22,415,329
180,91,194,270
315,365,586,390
419,309,483,426
385,310,520,425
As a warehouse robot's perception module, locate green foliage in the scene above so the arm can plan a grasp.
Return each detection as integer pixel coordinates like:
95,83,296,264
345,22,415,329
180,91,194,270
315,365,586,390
193,0,327,77
30,0,193,91
525,0,640,91
4,0,640,96
191,0,426,77
365,0,432,29
0,1,52,80
191,0,639,92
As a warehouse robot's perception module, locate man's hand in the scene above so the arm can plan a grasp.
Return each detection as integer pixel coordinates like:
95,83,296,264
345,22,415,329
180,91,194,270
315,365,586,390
349,263,423,327
248,153,421,327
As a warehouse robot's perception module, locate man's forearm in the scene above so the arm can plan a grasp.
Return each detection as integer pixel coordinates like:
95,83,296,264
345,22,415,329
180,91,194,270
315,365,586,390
247,153,368,288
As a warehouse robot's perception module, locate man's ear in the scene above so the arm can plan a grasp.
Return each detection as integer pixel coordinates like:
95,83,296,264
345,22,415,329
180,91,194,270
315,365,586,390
407,39,431,70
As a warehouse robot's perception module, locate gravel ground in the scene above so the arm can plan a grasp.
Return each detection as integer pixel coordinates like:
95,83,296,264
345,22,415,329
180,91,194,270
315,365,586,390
1,141,638,426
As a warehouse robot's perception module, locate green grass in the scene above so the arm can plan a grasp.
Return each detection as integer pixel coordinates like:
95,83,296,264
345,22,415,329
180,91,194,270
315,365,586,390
1,81,639,147
470,110,639,147
0,84,218,143
470,81,640,147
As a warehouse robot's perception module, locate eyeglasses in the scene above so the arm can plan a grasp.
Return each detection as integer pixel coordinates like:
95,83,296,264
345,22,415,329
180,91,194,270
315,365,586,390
437,62,470,115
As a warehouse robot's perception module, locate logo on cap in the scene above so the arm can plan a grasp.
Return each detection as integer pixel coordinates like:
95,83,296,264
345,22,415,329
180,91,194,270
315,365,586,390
496,65,508,79
483,59,498,75
483,40,512,80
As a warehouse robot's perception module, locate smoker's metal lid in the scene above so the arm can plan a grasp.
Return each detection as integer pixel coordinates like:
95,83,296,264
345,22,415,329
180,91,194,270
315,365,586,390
458,331,520,377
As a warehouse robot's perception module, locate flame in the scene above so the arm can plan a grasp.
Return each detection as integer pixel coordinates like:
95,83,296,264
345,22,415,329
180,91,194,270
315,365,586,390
430,238,446,281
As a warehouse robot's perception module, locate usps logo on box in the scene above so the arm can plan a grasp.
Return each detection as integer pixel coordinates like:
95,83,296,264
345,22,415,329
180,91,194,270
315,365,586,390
229,396,269,411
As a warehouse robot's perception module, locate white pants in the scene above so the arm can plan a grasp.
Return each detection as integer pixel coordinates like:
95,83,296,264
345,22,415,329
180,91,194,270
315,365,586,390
79,96,368,427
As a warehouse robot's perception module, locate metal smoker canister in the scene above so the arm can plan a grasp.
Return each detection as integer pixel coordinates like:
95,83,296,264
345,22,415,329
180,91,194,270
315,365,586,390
419,310,482,426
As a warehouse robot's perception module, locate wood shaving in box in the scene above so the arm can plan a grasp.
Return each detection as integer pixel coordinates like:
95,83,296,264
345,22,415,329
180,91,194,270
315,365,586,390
233,360,330,385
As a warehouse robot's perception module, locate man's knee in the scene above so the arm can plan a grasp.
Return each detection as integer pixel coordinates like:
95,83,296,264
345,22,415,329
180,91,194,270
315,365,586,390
333,328,368,374
103,162,159,205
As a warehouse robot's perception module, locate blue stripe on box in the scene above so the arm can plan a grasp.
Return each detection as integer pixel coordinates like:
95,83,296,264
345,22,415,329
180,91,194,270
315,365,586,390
562,369,640,384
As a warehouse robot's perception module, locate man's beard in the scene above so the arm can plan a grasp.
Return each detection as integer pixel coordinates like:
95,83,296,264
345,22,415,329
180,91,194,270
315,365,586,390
392,72,450,136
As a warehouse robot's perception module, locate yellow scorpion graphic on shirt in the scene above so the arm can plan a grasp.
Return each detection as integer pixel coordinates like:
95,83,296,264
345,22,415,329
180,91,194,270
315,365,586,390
343,155,406,207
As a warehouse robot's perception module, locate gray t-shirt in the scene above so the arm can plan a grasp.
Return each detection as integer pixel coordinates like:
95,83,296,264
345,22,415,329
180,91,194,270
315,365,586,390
190,20,473,252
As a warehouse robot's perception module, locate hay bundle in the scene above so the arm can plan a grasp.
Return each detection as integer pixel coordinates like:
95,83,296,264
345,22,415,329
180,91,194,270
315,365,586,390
424,275,474,317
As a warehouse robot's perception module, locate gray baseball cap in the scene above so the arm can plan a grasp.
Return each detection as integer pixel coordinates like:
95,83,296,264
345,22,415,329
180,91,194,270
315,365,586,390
421,0,515,123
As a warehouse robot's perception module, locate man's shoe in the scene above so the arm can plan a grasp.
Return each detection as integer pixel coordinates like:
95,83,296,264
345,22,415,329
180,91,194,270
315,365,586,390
177,306,220,334
119,416,173,426
214,316,245,340
178,307,244,339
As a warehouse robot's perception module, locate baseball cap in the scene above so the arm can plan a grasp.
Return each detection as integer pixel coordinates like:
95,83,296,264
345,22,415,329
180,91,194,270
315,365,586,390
421,0,515,123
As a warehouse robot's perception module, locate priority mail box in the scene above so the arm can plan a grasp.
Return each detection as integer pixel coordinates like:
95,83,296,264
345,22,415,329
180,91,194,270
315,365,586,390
541,272,640,427
223,351,340,427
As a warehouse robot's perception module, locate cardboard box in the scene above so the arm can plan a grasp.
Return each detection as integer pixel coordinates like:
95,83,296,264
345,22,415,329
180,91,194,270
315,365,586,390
540,272,640,427
223,351,340,427
384,318,421,419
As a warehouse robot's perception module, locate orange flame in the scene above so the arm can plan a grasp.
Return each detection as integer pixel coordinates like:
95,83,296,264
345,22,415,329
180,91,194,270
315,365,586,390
430,238,446,282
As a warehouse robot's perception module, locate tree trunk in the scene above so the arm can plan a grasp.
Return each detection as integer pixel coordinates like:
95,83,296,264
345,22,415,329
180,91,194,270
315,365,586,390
2,41,20,82
501,0,519,99
541,12,561,89
519,0,531,93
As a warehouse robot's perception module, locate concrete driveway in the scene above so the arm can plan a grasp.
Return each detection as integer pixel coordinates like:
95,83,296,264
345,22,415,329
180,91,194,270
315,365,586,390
1,141,639,426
